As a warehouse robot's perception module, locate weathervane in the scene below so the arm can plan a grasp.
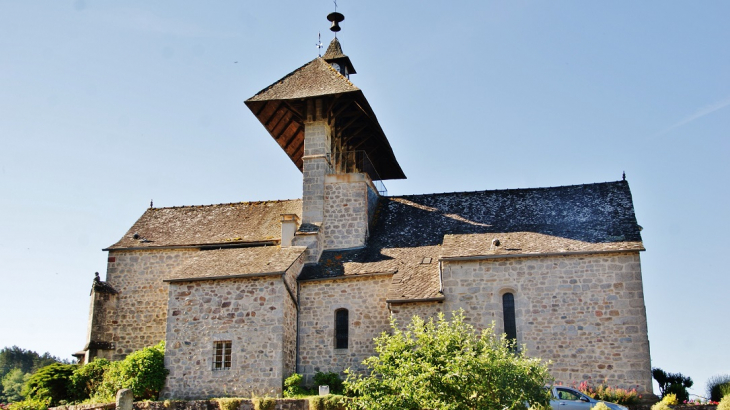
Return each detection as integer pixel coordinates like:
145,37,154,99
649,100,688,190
316,32,323,56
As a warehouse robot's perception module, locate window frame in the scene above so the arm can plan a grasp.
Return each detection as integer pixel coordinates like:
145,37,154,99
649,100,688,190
334,308,349,349
212,340,232,371
502,292,517,342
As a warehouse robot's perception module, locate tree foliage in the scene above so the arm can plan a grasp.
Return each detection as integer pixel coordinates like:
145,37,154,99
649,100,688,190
344,310,553,410
0,347,66,380
69,358,110,401
1,369,31,403
652,368,693,402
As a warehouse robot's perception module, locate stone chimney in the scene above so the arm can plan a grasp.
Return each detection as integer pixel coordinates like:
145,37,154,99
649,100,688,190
280,214,300,247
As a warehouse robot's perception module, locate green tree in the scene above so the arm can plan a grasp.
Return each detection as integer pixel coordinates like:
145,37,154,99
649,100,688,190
1,368,31,403
652,368,693,402
22,363,77,407
0,347,66,379
344,310,553,410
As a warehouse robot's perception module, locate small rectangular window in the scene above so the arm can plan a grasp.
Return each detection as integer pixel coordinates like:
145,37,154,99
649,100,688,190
213,341,232,370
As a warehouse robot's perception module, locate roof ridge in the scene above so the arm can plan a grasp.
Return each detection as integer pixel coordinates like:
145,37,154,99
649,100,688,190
389,180,627,199
149,198,302,210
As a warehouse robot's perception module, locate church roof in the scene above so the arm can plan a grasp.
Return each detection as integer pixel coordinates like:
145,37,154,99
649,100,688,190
300,180,644,302
164,246,307,282
244,58,406,180
105,199,301,250
246,57,359,102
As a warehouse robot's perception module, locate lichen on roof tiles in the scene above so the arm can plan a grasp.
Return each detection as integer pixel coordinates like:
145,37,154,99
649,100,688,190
165,246,307,282
107,199,302,249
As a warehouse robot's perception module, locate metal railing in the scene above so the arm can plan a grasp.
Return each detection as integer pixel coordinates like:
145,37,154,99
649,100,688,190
332,150,388,196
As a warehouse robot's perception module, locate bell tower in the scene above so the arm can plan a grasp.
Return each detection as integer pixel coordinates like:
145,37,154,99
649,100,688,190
244,11,405,259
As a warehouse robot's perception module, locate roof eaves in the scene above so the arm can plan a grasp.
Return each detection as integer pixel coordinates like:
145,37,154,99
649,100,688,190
163,270,284,283
439,248,645,262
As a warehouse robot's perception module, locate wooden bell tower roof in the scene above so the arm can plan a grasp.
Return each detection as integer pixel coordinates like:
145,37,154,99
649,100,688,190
245,57,406,180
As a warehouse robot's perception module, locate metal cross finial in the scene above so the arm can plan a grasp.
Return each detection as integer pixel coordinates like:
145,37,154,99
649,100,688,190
316,32,323,56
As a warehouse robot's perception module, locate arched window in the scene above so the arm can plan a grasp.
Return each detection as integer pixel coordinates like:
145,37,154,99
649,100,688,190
335,309,349,349
502,293,517,342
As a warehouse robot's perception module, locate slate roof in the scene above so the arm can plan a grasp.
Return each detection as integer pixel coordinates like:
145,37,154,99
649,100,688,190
106,199,301,250
300,181,643,301
164,246,307,282
246,58,358,102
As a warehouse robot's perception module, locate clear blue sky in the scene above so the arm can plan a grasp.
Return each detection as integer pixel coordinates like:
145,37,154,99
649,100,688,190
1,0,728,398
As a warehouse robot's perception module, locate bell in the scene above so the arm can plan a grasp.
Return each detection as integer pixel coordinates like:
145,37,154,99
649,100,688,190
327,12,344,32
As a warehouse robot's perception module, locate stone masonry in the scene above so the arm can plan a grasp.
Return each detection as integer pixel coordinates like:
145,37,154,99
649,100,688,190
93,249,199,361
403,251,652,392
297,275,393,386
323,174,371,250
163,276,293,399
301,121,331,225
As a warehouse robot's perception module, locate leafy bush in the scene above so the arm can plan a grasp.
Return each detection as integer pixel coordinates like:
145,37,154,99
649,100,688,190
7,396,50,410
309,394,347,410
283,373,306,397
707,375,730,402
651,401,672,410
661,393,678,405
344,310,553,410
69,358,110,402
22,363,77,407
592,403,611,410
313,372,343,395
652,368,693,402
251,397,275,410
96,341,168,401
575,381,640,405
719,395,730,410
215,398,242,410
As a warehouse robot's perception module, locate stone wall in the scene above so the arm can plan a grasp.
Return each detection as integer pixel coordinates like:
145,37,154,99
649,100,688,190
390,300,445,326
427,252,652,392
297,275,393,385
301,121,332,225
100,249,198,360
323,174,369,250
163,276,291,399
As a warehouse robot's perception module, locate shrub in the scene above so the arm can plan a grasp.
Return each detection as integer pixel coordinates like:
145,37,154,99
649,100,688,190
313,372,343,395
651,401,672,410
707,375,730,402
344,310,553,410
96,341,168,401
652,368,692,402
718,396,730,410
575,381,640,405
7,397,50,410
309,394,347,410
661,393,678,405
251,397,275,410
22,363,77,407
215,398,242,410
283,373,306,397
593,403,611,410
69,358,110,402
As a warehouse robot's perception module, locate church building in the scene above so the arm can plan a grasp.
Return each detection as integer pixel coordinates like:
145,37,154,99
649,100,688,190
79,12,653,399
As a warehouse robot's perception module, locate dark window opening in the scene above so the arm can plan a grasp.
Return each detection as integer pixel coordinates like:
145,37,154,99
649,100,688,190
502,293,517,342
213,340,232,370
335,309,349,349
